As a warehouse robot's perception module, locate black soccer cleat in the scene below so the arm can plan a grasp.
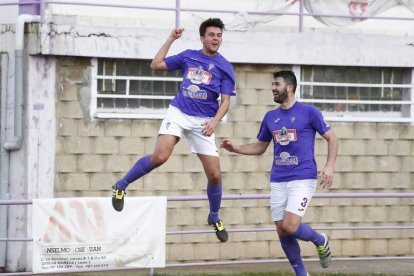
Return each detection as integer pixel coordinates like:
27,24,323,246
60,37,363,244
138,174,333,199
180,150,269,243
112,185,125,212
207,214,228,242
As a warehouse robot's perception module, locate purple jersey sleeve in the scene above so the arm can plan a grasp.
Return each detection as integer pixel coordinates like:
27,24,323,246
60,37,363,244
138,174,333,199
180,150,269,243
310,107,331,135
220,73,236,96
164,51,185,72
257,112,273,142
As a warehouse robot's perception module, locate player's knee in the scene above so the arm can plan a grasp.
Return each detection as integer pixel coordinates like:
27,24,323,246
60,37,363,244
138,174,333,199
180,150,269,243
281,222,297,235
151,154,169,167
276,227,287,237
207,172,221,184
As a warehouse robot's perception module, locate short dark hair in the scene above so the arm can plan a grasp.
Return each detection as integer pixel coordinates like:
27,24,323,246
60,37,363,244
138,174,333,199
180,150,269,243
273,70,297,93
199,18,225,36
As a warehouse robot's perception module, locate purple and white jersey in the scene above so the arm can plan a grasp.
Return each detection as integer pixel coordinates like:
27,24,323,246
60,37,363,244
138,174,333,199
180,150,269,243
257,101,331,182
164,49,236,117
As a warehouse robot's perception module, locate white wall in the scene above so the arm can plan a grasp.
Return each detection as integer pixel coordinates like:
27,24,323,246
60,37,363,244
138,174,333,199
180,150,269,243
36,23,414,68
0,6,18,24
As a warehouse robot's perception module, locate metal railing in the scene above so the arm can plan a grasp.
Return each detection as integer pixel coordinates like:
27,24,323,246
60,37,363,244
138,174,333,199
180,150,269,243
1,0,414,31
1,192,414,275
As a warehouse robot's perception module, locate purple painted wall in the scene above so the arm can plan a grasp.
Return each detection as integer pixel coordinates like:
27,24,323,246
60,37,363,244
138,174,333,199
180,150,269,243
19,0,40,15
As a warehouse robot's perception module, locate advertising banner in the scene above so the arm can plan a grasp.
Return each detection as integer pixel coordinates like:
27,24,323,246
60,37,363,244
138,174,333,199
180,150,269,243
32,197,166,273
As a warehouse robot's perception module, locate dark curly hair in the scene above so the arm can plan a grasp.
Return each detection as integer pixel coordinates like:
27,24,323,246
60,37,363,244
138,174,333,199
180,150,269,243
273,70,297,93
199,18,225,36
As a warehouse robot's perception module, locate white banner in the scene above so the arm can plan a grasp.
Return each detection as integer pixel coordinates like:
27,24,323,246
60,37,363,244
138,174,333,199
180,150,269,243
32,197,166,274
217,0,414,30
304,0,399,27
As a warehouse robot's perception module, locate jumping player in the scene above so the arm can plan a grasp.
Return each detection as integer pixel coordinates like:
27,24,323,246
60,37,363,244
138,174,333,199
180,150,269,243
112,18,236,243
221,70,338,274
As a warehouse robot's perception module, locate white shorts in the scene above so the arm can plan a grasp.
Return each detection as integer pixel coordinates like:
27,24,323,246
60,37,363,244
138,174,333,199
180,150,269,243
270,179,317,221
158,105,219,157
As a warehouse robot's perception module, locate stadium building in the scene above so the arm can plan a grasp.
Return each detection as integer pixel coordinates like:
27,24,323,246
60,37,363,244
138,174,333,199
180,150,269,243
0,0,414,273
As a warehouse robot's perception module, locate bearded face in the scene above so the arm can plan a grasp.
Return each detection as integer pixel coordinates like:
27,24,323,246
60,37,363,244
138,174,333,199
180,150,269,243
272,78,289,104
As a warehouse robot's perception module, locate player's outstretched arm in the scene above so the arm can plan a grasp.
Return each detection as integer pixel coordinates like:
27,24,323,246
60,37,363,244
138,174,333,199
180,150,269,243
220,139,269,155
150,27,184,71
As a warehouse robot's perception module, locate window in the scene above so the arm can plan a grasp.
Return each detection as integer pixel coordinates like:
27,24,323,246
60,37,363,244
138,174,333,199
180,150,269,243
294,66,414,123
91,58,181,119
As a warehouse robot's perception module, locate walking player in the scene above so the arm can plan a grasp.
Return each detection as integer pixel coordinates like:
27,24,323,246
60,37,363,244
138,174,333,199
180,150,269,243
221,70,338,274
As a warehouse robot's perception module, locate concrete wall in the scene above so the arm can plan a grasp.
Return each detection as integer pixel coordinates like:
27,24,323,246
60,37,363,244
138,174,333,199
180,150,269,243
37,23,414,68
54,58,414,262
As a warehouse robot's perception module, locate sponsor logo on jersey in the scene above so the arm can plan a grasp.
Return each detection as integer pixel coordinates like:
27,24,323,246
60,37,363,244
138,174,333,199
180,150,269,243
183,84,208,100
274,152,298,166
187,66,212,85
273,127,297,145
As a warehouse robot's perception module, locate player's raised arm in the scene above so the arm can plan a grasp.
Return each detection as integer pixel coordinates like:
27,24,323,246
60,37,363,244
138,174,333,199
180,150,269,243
150,28,184,71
